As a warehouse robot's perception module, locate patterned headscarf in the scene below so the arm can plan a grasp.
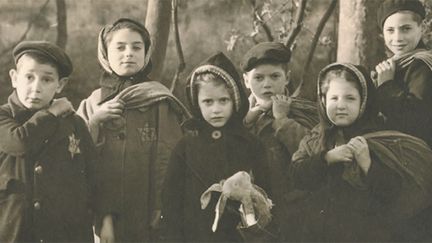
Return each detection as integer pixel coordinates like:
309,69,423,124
97,18,152,76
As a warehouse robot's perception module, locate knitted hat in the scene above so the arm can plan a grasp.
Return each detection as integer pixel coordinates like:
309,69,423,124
241,42,291,72
377,0,425,29
13,41,73,78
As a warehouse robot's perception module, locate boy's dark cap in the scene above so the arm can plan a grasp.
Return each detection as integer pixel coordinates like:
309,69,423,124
241,42,291,72
377,0,425,29
13,41,73,78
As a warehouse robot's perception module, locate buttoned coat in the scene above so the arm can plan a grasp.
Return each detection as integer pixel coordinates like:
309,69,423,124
0,92,96,243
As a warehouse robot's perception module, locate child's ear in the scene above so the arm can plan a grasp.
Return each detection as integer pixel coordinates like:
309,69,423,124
9,69,18,88
56,77,69,94
243,73,251,89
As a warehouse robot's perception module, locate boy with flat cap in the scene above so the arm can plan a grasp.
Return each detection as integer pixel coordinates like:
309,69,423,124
242,42,318,241
0,41,97,242
375,0,432,147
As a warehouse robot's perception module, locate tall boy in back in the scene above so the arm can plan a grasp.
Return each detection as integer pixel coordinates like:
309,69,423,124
375,0,432,146
242,42,318,241
0,41,97,242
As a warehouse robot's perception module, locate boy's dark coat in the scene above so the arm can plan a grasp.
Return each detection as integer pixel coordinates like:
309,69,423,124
0,92,96,242
377,57,432,146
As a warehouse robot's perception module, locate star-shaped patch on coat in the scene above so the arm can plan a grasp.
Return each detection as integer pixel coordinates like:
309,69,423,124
68,133,81,159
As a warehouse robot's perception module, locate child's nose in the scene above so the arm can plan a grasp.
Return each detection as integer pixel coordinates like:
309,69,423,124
31,79,43,93
263,78,271,87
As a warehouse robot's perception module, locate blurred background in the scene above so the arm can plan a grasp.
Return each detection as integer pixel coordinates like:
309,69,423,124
0,0,432,107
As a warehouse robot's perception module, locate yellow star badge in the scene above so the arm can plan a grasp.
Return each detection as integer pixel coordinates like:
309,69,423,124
68,133,81,159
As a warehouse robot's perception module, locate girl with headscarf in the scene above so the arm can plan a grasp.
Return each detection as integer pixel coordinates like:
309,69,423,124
77,18,190,242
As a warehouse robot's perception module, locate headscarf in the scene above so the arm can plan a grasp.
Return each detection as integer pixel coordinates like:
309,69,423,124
317,63,381,151
97,18,152,77
185,52,248,125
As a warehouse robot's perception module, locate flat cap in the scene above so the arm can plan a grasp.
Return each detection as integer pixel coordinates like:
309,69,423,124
377,0,425,29
241,42,291,72
13,41,73,78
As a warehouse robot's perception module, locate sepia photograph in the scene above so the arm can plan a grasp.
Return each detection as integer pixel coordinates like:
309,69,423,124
0,0,432,242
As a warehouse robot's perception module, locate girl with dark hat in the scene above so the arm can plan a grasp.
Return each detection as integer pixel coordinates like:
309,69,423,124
161,52,274,242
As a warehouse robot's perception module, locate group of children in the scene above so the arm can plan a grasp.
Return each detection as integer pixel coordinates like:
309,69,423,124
1,0,432,242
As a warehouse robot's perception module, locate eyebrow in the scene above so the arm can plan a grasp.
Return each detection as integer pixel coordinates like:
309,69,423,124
114,41,144,45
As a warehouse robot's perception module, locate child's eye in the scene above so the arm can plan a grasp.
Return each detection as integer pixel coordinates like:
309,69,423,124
42,77,53,83
201,99,213,105
132,46,142,51
253,76,263,81
25,74,34,81
271,74,281,79
219,97,231,104
117,46,126,51
401,26,411,32
385,28,394,33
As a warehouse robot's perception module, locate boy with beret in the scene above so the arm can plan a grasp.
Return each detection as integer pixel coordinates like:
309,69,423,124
0,41,97,242
375,0,432,147
242,42,318,241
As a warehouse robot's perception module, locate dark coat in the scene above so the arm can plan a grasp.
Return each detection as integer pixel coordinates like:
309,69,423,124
0,92,96,243
161,52,272,242
161,121,270,242
290,63,403,242
377,50,432,146
77,73,186,242
246,99,316,242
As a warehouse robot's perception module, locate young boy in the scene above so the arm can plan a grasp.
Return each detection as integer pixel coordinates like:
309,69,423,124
241,42,318,241
0,41,96,242
375,0,432,146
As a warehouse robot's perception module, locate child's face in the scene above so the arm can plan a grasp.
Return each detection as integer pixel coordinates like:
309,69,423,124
198,81,234,128
325,77,361,127
9,55,67,110
243,64,288,104
383,11,423,56
107,28,146,76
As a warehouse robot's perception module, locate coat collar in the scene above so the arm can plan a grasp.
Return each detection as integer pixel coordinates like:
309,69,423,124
8,91,37,122
98,71,150,105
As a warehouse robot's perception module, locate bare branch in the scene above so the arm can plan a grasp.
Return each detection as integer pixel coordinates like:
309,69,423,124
56,0,67,49
285,0,307,48
249,0,274,42
170,0,186,93
293,0,337,97
0,0,50,62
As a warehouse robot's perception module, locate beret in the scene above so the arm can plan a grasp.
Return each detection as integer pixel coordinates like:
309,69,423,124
13,41,73,78
241,42,291,72
377,0,425,29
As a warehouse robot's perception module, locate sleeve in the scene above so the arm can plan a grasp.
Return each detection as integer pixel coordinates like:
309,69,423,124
160,139,186,242
366,153,402,206
377,60,432,140
272,117,310,155
153,102,184,211
0,108,58,156
290,132,328,191
76,90,105,148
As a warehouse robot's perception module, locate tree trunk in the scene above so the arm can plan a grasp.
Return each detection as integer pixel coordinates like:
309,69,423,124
337,0,385,69
56,0,67,49
145,0,171,82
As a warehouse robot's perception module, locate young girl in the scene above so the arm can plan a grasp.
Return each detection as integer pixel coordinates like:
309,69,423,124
77,18,190,242
291,62,432,241
161,52,273,242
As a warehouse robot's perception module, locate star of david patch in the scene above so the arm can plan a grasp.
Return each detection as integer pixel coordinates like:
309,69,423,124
68,133,81,159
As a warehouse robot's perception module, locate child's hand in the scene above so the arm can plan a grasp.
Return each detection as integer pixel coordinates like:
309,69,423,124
100,214,115,243
47,97,74,117
91,99,125,125
375,59,396,87
347,136,371,174
271,95,291,119
325,145,354,165
256,99,273,112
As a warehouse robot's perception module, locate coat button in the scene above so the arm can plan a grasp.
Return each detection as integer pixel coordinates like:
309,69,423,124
34,165,43,175
34,201,41,210
117,132,126,140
